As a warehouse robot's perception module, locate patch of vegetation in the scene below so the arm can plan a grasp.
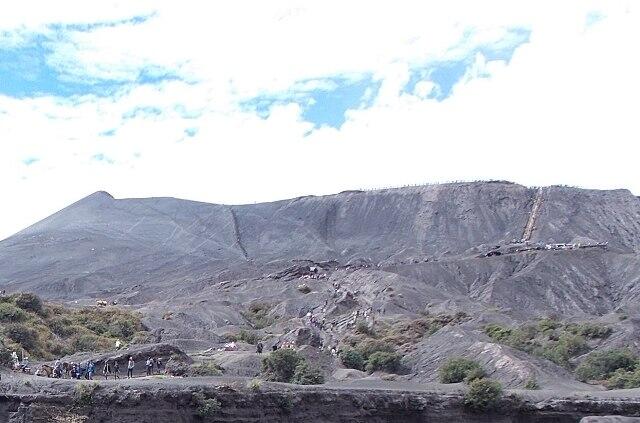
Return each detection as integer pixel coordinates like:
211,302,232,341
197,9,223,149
261,349,324,385
5,323,40,352
0,293,146,360
0,344,14,366
189,361,224,376
539,333,588,367
464,378,503,411
439,357,485,384
355,339,395,360
537,318,561,332
341,336,406,375
243,302,275,329
224,329,260,344
291,361,325,385
355,321,375,337
74,382,99,406
565,323,612,339
374,313,469,352
14,293,43,314
484,324,513,343
605,368,640,389
339,348,365,371
365,351,402,374
483,319,610,368
524,377,540,390
262,349,303,382
192,392,221,418
70,333,112,352
575,349,638,382
130,330,154,344
0,303,28,322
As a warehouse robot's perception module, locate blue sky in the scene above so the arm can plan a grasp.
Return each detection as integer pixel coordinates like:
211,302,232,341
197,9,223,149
0,1,639,240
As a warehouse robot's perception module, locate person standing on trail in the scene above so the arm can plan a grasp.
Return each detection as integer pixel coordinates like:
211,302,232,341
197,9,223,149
103,360,111,380
256,342,263,354
127,356,135,378
156,358,163,375
87,361,95,380
54,359,62,378
113,360,120,379
145,357,153,376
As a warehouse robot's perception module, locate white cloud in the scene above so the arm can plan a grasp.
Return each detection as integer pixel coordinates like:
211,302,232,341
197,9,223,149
0,0,639,240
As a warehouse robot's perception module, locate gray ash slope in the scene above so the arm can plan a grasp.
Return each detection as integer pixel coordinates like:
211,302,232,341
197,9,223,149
2,181,640,388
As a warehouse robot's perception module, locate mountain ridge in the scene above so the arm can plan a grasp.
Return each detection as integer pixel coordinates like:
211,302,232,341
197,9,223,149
2,181,640,389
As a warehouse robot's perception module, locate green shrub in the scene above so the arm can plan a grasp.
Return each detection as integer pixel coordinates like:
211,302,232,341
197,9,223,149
262,349,304,382
14,293,43,314
464,379,503,411
107,317,138,339
47,340,72,358
189,361,223,376
537,318,560,332
487,319,602,369
605,368,640,389
130,331,154,344
539,333,588,367
524,377,540,390
464,367,487,384
237,330,259,345
340,348,365,371
356,339,395,360
47,316,75,336
192,392,221,417
84,320,108,335
245,303,275,329
71,333,111,352
0,303,28,322
565,323,611,339
0,347,13,366
484,324,513,342
291,361,324,385
355,321,376,337
575,349,638,382
5,323,40,352
439,357,484,384
365,351,402,374
74,382,98,406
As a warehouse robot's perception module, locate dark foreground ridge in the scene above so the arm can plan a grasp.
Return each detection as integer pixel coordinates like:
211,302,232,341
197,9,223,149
1,181,640,421
2,374,640,423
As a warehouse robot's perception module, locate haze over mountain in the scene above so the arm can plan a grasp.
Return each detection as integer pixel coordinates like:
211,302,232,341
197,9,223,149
1,181,640,389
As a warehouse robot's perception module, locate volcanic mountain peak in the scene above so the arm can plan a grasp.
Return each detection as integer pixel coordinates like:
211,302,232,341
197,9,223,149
2,181,640,392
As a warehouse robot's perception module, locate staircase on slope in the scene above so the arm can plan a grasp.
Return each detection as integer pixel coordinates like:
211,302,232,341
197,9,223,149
521,188,544,242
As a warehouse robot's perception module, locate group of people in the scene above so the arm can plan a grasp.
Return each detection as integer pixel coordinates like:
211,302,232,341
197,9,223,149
144,356,163,376
12,353,30,373
35,356,163,380
66,360,99,379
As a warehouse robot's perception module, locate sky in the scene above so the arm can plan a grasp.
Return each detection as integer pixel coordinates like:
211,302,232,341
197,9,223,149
1,1,639,241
